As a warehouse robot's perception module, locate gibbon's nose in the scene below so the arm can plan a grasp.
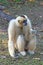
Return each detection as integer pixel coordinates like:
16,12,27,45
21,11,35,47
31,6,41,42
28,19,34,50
23,20,27,26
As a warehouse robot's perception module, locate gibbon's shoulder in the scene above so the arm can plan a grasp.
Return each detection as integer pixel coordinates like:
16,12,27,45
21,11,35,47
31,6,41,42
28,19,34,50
24,15,32,28
9,19,16,26
27,18,31,25
8,19,17,30
8,18,20,27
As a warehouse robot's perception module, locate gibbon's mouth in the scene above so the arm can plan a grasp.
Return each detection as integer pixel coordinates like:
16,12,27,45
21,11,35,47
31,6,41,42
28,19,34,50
23,20,27,26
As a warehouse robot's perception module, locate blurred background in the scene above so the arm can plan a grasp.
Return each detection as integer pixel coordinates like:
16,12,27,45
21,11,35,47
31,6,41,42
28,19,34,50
0,0,43,65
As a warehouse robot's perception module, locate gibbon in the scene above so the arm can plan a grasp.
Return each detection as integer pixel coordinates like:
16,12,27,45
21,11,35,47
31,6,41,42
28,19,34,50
8,15,36,58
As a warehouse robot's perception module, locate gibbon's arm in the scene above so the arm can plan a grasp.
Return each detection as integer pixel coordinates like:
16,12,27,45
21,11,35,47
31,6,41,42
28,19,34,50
8,19,16,40
8,19,18,58
26,16,36,33
24,15,32,30
27,18,32,30
8,19,16,30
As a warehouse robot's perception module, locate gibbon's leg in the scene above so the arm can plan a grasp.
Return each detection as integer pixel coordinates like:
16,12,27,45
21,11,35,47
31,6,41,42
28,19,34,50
8,32,18,58
27,31,36,55
17,35,26,56
8,40,15,58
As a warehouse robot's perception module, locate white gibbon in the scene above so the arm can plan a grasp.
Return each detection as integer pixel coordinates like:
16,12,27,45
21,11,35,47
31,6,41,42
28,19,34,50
8,15,36,58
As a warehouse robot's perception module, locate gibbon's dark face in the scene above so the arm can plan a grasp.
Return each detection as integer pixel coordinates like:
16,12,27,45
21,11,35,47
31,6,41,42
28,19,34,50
18,15,27,27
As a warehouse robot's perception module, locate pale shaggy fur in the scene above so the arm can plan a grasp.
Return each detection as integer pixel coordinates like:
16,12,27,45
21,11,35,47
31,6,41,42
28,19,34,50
8,15,36,58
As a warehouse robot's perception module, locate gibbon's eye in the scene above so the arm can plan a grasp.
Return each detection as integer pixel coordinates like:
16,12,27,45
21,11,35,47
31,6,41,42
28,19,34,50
18,20,20,23
23,20,27,26
18,20,23,24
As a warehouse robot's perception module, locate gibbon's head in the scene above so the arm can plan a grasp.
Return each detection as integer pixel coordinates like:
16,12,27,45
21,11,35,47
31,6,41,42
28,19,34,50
16,15,27,27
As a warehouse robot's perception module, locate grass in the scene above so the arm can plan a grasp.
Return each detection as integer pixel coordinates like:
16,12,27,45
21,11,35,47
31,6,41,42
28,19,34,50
0,33,43,65
0,0,9,5
0,49,42,65
0,1,43,64
0,54,43,65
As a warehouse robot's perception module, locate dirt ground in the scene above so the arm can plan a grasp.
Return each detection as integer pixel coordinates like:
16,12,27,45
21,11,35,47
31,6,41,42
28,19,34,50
0,1,43,47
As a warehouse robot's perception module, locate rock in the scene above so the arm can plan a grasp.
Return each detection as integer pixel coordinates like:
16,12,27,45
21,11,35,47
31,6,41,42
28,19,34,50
33,58,40,60
0,55,6,59
0,5,5,10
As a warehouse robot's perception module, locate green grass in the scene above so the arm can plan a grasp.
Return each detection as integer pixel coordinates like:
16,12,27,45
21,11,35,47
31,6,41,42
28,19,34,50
0,33,43,65
15,0,21,2
0,55,43,65
0,0,43,64
0,0,10,6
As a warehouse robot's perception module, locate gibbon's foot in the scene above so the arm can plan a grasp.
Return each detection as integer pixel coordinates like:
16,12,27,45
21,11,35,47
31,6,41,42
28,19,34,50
10,53,19,59
28,50,35,55
14,54,19,59
19,51,26,56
